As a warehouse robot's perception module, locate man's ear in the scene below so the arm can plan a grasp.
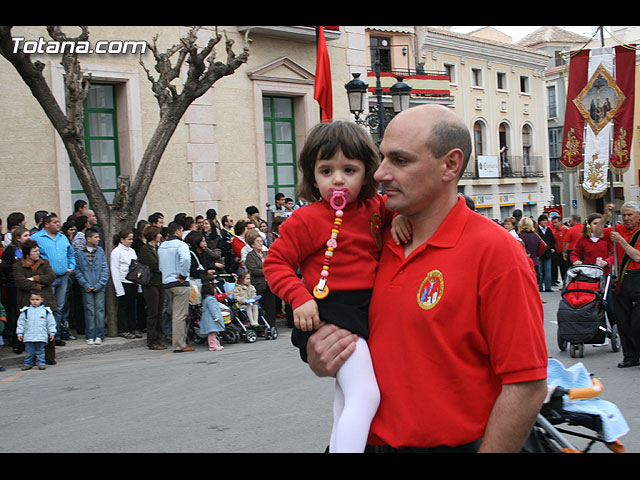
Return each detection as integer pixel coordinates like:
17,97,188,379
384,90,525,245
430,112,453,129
442,148,465,183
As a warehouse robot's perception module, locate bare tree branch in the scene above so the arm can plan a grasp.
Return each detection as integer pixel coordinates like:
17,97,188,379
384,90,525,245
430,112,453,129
1,25,251,335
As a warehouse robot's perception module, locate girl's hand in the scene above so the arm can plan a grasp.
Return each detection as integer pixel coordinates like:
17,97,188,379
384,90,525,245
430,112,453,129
294,299,321,332
391,215,413,245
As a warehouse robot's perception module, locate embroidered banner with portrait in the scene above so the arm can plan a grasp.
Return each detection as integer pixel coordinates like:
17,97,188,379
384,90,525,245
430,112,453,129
561,45,636,197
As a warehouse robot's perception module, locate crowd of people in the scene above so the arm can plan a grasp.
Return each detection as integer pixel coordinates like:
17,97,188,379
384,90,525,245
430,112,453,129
0,198,303,371
2,102,638,453
493,209,613,296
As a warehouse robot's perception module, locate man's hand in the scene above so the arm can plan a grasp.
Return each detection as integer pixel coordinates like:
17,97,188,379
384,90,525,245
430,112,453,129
293,299,320,332
306,323,358,378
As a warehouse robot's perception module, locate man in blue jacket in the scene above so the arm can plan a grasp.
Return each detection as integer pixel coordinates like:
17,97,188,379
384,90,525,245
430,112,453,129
31,213,76,344
158,222,192,352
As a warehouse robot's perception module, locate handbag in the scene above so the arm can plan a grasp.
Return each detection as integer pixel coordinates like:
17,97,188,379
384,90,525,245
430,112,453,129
536,235,548,257
126,259,151,286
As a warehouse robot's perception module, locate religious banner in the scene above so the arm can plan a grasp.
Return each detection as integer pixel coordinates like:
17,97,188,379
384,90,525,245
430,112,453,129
578,47,618,197
560,49,589,170
610,45,636,173
561,45,636,197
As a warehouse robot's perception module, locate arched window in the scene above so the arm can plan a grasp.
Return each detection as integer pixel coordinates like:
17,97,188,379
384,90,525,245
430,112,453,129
473,121,484,156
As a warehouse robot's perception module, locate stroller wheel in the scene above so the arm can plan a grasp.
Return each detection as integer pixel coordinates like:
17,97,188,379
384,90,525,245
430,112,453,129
245,329,258,343
270,326,278,340
569,343,584,358
610,324,621,352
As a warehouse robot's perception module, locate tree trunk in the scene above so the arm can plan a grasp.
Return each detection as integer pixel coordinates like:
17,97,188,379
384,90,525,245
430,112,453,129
0,26,251,337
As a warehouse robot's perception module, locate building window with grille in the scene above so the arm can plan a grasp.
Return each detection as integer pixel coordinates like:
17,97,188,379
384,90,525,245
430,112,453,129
263,96,297,204
70,83,120,205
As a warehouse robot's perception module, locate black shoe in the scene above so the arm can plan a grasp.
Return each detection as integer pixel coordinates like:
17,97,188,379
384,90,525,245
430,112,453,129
617,360,640,368
545,289,554,293
55,340,66,346
45,359,56,365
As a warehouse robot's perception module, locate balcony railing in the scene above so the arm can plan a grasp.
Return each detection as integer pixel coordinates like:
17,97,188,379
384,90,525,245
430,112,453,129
366,70,451,97
462,155,544,180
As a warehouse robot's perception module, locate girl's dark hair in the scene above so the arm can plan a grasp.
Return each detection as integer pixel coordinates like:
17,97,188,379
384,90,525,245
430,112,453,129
296,121,380,202
201,280,216,298
184,230,204,250
583,213,603,237
113,229,133,247
236,269,250,283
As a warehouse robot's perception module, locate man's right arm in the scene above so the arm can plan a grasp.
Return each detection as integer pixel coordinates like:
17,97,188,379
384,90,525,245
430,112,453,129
593,203,614,239
306,323,358,377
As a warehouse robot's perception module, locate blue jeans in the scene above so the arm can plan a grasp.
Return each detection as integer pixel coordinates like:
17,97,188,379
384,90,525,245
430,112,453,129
51,274,70,339
538,257,552,291
162,292,172,335
24,341,46,367
82,289,105,340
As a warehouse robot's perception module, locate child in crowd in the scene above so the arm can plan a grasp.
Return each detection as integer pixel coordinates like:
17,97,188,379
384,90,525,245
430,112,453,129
263,121,410,453
199,280,226,351
16,291,56,371
74,228,109,345
233,270,260,327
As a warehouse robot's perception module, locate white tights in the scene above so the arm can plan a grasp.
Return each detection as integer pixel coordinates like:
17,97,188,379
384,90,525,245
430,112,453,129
244,304,259,326
329,336,380,453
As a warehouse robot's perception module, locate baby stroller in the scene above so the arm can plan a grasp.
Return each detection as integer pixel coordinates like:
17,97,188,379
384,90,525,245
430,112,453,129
186,301,237,345
556,264,620,358
522,358,628,453
224,281,278,343
186,274,241,346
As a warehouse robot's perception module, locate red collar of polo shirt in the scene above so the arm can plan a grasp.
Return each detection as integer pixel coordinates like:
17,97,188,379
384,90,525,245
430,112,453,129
385,196,469,260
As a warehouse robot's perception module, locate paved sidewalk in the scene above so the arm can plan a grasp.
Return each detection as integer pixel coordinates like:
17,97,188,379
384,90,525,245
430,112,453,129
0,333,147,369
0,316,293,369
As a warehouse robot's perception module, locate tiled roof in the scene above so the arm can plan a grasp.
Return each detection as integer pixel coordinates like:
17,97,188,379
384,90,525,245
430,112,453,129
516,26,591,47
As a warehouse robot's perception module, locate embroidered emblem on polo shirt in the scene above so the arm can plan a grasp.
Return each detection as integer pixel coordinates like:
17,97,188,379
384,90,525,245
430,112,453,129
417,270,444,310
370,213,383,250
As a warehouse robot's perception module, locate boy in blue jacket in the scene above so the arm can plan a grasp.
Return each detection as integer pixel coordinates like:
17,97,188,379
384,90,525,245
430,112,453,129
74,228,109,345
17,291,56,370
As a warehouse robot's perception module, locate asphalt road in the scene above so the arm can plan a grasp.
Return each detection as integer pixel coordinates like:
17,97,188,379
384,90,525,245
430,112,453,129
1,289,638,453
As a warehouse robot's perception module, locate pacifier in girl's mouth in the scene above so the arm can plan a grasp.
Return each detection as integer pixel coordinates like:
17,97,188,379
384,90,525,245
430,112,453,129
328,187,350,211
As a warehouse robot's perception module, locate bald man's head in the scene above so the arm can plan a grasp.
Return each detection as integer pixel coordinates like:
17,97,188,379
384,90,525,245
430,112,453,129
388,105,472,179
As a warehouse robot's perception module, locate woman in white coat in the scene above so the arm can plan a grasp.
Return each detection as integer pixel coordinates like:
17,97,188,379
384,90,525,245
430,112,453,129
110,230,139,339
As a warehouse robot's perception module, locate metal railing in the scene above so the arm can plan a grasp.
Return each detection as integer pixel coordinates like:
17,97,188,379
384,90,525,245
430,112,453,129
462,155,544,180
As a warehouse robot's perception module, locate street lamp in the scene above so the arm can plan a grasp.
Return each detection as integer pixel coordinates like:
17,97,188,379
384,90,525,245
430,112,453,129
390,76,412,114
344,72,412,137
344,72,368,120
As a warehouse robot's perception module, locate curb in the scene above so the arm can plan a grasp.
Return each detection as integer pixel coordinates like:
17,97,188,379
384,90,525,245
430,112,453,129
0,335,148,369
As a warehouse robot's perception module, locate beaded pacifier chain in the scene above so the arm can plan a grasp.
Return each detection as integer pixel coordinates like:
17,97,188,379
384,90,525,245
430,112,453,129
313,187,349,300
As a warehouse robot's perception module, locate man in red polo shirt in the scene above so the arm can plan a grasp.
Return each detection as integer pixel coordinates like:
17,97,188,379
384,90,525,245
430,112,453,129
306,105,548,452
563,215,583,269
594,202,640,368
550,214,569,285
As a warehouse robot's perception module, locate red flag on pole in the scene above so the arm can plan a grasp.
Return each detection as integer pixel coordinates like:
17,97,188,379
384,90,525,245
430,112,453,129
610,44,636,173
314,26,333,123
